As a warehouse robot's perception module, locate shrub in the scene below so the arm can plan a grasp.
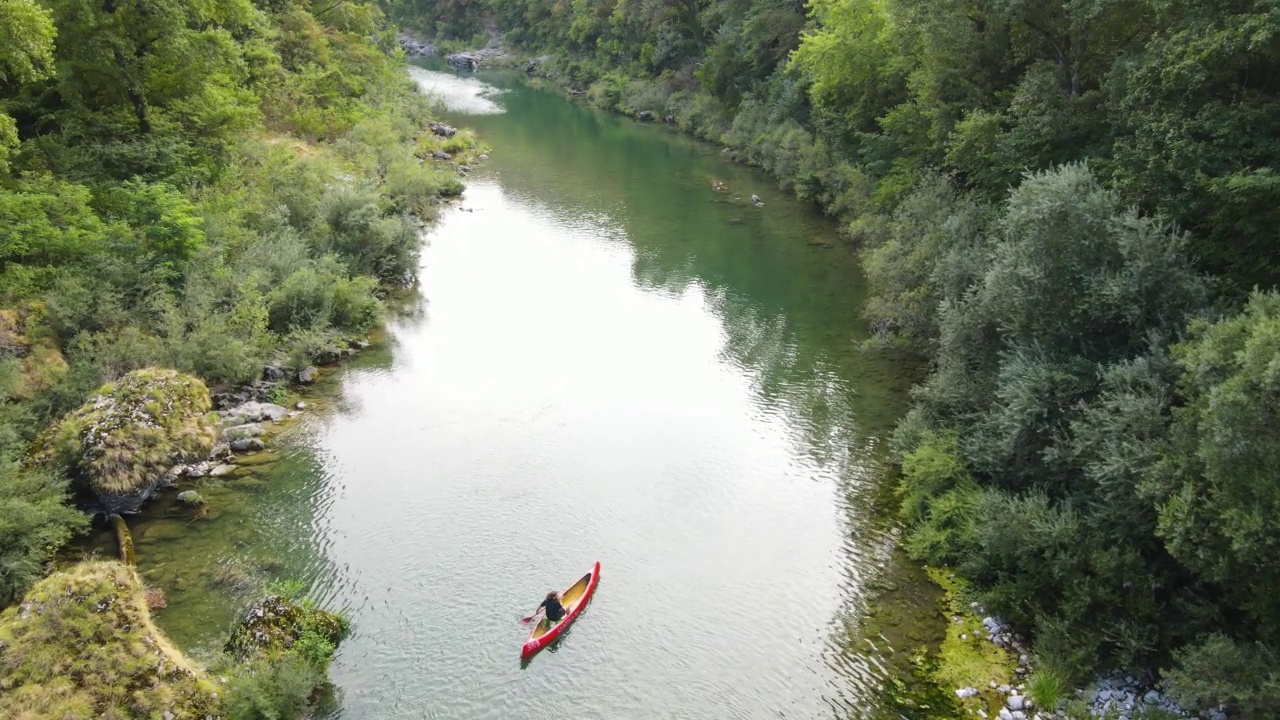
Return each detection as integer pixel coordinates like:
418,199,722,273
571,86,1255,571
0,462,88,605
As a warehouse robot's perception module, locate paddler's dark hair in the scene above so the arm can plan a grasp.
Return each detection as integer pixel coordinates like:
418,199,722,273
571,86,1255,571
546,591,558,601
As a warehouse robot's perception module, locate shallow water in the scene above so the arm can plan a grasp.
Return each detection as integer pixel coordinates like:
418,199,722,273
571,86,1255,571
80,66,941,719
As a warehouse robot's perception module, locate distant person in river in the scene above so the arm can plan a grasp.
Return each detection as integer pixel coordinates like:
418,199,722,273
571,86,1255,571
539,591,567,624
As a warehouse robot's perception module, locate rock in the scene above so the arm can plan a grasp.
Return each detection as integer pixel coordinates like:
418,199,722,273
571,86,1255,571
262,365,285,382
222,401,288,424
295,401,306,410
956,687,979,699
230,438,266,453
989,680,998,689
298,366,318,384
1143,690,1161,704
209,464,237,477
998,685,1012,695
1015,667,1027,676
428,121,458,138
164,712,175,720
1010,712,1025,720
478,153,489,161
1008,695,1025,711
432,150,452,160
638,110,654,121
664,114,676,124
186,462,211,478
998,709,1013,720
221,423,264,441
1019,654,1030,666
976,711,987,719
225,595,347,659
313,348,341,366
348,338,370,350
168,465,186,477
176,490,204,506
961,633,968,640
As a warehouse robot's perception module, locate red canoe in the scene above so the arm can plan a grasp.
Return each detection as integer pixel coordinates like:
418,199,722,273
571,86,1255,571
522,561,601,659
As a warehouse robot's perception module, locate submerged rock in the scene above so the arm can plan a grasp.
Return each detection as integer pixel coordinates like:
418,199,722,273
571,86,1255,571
176,490,204,506
221,423,264,441
209,464,237,477
298,366,318,384
221,401,287,425
230,438,266,453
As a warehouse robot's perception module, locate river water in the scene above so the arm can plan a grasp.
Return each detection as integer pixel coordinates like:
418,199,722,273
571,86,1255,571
82,66,941,719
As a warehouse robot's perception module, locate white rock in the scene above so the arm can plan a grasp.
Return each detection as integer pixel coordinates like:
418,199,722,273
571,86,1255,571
998,709,1013,720
210,464,237,477
956,687,980,699
1007,695,1025,711
1010,712,1025,720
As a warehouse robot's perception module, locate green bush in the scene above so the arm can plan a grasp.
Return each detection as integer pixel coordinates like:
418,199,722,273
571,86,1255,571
0,462,88,605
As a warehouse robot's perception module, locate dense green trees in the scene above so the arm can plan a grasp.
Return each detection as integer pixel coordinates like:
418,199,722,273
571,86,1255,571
390,0,1280,710
0,0,466,714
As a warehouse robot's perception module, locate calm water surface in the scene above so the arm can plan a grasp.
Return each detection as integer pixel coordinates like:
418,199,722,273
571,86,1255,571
87,66,936,719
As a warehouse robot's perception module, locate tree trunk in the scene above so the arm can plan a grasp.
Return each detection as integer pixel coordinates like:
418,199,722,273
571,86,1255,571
112,49,151,134
110,514,136,565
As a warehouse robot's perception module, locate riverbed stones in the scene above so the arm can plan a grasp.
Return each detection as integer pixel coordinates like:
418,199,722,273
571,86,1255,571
221,401,288,424
176,491,204,506
956,687,979,698
1007,694,1025,711
428,121,457,137
209,464,237,477
298,366,318,384
231,438,265,453
221,423,264,441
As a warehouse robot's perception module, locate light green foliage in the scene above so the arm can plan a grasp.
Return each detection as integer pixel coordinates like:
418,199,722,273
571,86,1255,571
32,368,217,507
0,561,221,718
0,461,88,606
1027,668,1065,712
0,179,110,294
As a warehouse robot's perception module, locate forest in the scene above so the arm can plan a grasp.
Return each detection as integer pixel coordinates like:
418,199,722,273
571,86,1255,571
386,0,1280,715
0,0,467,715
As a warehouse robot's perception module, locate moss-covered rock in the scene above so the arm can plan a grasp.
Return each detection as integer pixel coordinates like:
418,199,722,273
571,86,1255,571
31,368,218,514
0,561,221,719
225,595,347,662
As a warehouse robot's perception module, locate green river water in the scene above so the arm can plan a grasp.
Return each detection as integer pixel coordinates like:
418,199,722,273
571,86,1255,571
76,65,949,719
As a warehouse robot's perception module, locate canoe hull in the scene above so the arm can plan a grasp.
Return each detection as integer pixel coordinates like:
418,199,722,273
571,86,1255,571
521,561,600,660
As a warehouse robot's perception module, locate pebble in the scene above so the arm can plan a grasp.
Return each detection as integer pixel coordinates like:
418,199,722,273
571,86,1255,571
210,464,237,477
1007,695,1024,711
956,687,979,699
295,401,306,410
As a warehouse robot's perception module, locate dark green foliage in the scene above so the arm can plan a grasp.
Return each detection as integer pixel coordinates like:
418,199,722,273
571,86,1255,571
0,461,88,605
1164,635,1280,719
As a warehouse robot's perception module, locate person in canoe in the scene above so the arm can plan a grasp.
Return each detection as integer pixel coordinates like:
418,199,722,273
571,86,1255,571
538,590,568,625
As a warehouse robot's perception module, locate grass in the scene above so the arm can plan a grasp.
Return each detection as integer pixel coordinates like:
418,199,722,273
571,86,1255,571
926,566,1020,715
0,561,220,719
1028,668,1066,711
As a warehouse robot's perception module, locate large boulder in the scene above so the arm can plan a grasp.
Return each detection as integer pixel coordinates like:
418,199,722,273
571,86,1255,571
0,562,220,718
31,369,218,515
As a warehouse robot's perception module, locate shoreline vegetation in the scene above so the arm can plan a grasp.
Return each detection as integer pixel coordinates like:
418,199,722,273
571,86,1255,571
0,0,482,714
391,0,1280,716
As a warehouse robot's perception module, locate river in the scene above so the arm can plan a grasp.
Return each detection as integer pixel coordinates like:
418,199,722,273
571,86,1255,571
80,66,943,719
